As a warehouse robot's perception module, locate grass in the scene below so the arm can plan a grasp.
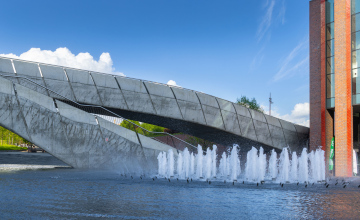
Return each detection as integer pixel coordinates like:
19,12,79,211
0,144,27,151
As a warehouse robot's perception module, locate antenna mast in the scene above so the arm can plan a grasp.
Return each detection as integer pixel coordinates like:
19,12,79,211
269,93,273,116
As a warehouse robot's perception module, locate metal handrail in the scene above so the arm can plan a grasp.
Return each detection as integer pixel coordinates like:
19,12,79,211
0,72,197,150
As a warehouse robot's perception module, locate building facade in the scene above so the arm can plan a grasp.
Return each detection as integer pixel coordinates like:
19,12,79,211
310,0,360,177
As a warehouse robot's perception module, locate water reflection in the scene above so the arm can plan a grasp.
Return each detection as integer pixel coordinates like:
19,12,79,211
1,169,360,219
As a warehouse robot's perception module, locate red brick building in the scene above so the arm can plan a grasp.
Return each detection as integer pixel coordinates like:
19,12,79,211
310,0,360,177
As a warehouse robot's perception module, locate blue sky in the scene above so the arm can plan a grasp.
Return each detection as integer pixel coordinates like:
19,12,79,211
0,0,310,126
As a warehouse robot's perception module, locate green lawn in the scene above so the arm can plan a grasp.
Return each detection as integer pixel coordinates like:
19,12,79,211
0,144,27,151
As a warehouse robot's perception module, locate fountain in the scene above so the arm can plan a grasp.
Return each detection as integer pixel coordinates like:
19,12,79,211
177,152,183,179
196,145,203,179
205,148,212,179
157,144,326,184
183,148,190,178
229,145,240,181
167,149,174,177
212,145,217,178
298,148,308,182
268,149,277,180
278,148,290,182
190,152,195,176
290,151,298,181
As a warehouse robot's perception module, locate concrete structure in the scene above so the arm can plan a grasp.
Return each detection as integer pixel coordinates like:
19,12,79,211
310,0,360,177
0,56,309,154
0,75,175,172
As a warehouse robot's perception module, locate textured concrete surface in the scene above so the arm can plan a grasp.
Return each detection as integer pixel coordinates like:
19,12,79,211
0,76,176,172
0,57,309,153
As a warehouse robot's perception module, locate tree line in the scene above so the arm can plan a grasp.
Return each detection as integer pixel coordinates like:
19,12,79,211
0,126,30,146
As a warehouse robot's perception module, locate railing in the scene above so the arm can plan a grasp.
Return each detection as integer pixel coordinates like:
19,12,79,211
0,72,197,151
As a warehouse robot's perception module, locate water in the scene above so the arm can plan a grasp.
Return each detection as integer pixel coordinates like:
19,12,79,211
1,152,360,219
159,145,327,183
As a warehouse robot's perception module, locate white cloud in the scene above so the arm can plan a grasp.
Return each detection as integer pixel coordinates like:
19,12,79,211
257,0,275,41
262,102,309,127
167,80,181,87
0,47,124,76
278,0,286,25
272,39,308,82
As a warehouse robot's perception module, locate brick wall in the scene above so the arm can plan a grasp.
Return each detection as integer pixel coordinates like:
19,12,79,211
334,0,353,177
309,0,326,151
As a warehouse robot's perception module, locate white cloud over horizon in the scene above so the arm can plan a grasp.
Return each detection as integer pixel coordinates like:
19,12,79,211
0,47,124,76
167,80,181,87
262,102,309,127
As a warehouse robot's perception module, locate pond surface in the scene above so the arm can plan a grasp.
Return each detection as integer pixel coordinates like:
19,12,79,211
1,152,360,219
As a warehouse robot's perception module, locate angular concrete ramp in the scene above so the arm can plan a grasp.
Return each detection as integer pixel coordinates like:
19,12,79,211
0,76,176,172
0,57,310,152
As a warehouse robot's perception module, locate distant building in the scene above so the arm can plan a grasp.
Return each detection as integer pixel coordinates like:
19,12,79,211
310,0,360,177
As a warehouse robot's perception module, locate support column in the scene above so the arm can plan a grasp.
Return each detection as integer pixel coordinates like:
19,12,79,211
334,0,353,177
309,0,326,151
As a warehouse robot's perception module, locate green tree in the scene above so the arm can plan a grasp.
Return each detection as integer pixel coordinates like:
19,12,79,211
236,95,264,112
119,120,165,137
120,120,141,132
0,126,30,146
141,123,165,136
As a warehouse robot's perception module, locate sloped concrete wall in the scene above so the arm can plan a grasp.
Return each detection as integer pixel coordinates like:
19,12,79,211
0,76,176,172
0,57,309,152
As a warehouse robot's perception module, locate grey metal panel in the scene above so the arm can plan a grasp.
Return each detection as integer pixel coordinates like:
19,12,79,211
0,58,15,73
71,83,102,105
122,90,156,114
57,101,97,125
253,120,272,146
221,110,241,135
297,133,309,148
268,124,287,149
264,115,282,127
202,105,225,129
43,78,76,101
17,77,48,96
248,109,267,123
279,119,297,132
144,82,174,99
0,93,32,142
40,65,67,81
217,98,236,113
177,100,206,124
97,117,139,144
13,60,41,77
150,95,182,119
138,134,175,152
0,76,14,95
66,69,93,85
16,84,56,112
233,104,252,118
283,129,300,151
171,87,199,103
97,87,127,109
294,124,310,134
196,93,219,108
116,77,148,94
238,115,257,141
91,72,118,89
